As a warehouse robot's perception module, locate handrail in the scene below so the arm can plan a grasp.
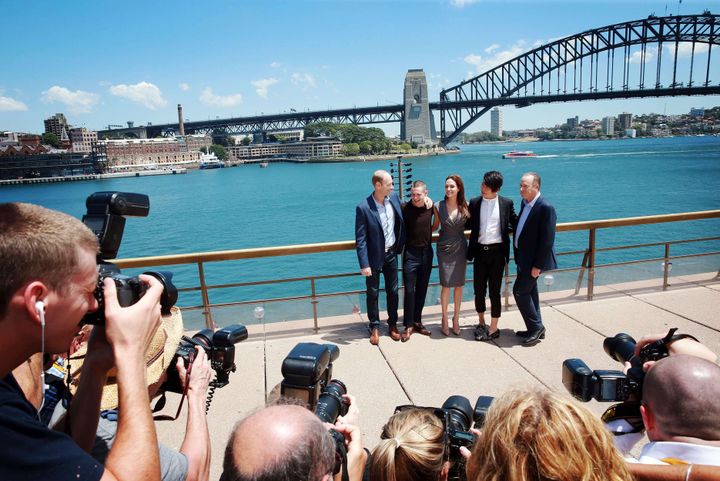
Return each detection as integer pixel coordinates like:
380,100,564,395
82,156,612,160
115,210,720,268
113,210,720,329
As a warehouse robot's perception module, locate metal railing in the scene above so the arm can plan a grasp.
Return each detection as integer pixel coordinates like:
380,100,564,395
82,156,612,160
115,210,720,329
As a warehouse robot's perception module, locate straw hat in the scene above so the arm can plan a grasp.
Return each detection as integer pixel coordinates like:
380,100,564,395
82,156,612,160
68,306,185,411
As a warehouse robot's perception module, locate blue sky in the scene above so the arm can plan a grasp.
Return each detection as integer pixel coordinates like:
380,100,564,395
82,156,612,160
2,0,719,136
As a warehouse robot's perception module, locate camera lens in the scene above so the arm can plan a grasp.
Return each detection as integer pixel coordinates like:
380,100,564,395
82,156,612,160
315,379,347,424
441,395,473,432
603,333,637,364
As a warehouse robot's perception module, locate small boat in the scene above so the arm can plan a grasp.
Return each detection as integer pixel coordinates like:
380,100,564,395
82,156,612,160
199,152,225,169
259,161,269,168
502,150,537,159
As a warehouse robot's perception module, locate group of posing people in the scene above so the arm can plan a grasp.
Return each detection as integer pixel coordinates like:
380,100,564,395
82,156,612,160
355,169,557,346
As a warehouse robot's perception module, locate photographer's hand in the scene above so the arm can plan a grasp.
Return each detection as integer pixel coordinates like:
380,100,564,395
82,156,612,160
177,346,212,481
337,394,360,427
332,422,367,481
459,428,481,460
634,332,717,371
102,274,163,481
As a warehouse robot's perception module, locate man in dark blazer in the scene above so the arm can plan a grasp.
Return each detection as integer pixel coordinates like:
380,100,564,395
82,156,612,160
466,171,517,341
513,172,557,346
355,170,406,345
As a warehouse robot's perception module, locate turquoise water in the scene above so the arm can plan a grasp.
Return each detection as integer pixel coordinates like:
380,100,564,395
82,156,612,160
2,136,719,328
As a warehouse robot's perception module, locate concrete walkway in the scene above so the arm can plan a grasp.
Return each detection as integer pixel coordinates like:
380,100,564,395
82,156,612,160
155,271,720,480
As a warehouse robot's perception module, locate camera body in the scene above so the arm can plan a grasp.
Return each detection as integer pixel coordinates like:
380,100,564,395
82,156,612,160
562,332,671,402
163,324,248,393
80,192,178,325
439,395,494,480
281,343,349,476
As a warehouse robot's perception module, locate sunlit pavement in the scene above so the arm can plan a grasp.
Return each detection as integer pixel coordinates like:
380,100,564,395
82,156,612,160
155,271,720,480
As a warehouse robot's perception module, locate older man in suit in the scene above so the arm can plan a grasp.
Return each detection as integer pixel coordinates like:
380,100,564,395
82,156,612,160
513,172,557,346
355,170,405,345
467,171,516,342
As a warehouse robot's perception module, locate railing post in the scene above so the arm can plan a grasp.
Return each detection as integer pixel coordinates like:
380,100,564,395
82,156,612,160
587,228,596,301
663,243,671,291
311,277,319,332
197,261,214,329
574,251,590,295
503,262,510,311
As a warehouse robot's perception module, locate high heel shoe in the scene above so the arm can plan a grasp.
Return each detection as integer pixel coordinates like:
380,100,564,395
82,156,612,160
452,315,460,336
441,317,449,336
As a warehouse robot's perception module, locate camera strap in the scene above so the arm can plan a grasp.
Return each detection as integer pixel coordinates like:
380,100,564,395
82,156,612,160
154,350,195,421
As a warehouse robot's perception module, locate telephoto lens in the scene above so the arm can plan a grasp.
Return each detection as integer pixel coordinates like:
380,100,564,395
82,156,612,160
315,380,348,424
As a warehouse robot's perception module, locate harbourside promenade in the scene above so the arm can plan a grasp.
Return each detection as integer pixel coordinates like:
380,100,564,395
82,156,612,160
155,270,720,480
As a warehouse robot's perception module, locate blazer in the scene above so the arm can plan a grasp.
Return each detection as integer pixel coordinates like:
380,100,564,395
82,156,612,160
466,195,517,265
513,195,558,273
355,192,405,270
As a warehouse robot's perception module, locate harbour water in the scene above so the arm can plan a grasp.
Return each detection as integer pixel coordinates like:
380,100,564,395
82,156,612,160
2,136,719,328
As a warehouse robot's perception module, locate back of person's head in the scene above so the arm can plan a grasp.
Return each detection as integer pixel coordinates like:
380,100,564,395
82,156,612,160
370,407,447,481
642,354,720,443
466,387,631,481
0,202,98,317
220,403,335,481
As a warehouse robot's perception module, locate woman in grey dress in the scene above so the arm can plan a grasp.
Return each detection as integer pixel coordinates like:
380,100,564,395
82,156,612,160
437,174,470,336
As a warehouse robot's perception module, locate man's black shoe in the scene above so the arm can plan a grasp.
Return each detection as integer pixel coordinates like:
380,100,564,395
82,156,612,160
522,327,546,346
516,329,545,339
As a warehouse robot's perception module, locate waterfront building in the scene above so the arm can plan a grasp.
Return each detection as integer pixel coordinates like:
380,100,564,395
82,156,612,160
490,107,503,137
69,127,98,153
0,151,97,180
100,137,201,168
566,116,579,129
617,112,633,131
690,107,705,117
183,134,212,152
228,137,342,162
601,116,615,136
44,113,71,138
625,128,637,138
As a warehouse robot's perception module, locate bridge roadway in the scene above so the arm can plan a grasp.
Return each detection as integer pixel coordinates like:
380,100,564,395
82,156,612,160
154,270,720,479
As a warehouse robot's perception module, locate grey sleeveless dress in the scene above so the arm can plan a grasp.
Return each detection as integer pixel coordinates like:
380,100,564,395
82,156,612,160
437,200,468,287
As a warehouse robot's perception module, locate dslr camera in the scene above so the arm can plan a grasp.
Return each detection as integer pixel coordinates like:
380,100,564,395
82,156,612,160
562,330,677,402
162,324,248,394
80,192,177,325
439,395,494,480
281,343,349,475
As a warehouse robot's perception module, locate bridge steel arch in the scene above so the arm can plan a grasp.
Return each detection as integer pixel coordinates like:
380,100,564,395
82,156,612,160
439,13,720,145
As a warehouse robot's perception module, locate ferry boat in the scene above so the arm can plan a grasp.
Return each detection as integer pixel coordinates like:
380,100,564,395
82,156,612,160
199,151,225,169
502,150,537,159
259,161,269,168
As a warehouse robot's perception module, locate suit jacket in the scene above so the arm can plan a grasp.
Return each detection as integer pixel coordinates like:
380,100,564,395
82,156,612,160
355,192,405,270
513,195,558,273
466,195,517,265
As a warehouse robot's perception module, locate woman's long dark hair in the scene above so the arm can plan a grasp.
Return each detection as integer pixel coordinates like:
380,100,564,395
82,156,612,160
445,174,469,218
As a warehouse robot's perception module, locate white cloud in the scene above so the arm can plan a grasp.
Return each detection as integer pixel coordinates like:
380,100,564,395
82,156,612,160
41,85,99,114
179,82,190,91
251,78,279,99
464,41,528,75
200,87,243,107
665,42,709,58
450,0,479,7
109,81,167,110
291,72,317,89
629,50,655,64
0,90,28,111
270,61,282,68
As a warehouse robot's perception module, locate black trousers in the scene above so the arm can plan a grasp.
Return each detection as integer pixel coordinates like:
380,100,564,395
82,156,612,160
472,245,506,318
366,250,399,330
402,245,433,327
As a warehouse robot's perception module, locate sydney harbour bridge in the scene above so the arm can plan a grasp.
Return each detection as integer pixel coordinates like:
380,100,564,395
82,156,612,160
98,13,720,146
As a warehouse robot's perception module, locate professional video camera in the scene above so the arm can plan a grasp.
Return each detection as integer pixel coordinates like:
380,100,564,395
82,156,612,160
80,191,177,325
562,329,680,402
162,324,248,394
281,343,349,476
439,395,494,480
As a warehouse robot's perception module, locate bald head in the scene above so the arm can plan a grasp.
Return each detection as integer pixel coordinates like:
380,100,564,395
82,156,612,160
221,404,335,481
643,355,720,443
